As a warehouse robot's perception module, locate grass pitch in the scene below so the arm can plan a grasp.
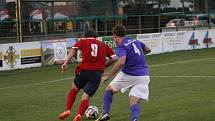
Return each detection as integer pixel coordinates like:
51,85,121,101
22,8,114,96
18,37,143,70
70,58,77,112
0,48,215,121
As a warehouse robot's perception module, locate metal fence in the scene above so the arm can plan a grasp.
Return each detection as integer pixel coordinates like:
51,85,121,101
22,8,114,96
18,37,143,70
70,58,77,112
1,0,215,43
1,14,215,44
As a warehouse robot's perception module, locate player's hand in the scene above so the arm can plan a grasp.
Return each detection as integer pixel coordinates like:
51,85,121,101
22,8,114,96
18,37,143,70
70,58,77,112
61,63,68,75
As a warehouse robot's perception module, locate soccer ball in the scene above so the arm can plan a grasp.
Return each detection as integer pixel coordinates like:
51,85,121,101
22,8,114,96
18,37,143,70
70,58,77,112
85,105,99,119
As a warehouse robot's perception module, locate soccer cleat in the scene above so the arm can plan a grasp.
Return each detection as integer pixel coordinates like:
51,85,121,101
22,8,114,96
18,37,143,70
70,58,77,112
58,110,71,120
95,113,110,121
73,114,81,121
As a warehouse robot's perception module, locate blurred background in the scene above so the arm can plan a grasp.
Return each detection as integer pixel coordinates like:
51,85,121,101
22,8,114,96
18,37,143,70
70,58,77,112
0,0,215,43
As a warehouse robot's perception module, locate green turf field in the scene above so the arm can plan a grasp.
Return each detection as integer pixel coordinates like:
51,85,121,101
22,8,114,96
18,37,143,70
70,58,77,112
0,48,215,121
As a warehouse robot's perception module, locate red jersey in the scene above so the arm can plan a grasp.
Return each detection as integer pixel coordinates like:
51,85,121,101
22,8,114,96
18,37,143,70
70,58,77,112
73,37,114,72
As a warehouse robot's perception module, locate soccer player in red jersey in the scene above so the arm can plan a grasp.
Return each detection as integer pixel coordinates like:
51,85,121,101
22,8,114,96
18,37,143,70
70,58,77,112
58,29,115,121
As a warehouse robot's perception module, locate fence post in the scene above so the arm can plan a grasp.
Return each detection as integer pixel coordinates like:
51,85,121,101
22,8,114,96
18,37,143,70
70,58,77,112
176,15,179,31
43,20,48,40
95,18,98,34
139,15,141,34
208,14,211,29
15,0,23,43
158,15,161,32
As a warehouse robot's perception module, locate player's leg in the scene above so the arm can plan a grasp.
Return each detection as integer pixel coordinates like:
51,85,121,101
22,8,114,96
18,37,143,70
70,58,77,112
58,81,80,120
74,70,102,121
97,71,128,121
129,75,150,121
104,86,116,115
130,96,141,121
66,84,79,110
73,93,90,121
58,74,84,120
96,85,115,121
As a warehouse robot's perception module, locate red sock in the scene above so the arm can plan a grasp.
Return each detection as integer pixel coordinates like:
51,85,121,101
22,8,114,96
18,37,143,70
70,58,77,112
66,88,78,111
77,99,89,116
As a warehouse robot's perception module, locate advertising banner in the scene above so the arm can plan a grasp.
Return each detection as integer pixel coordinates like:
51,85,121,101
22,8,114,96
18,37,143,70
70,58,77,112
0,42,42,71
137,33,163,54
209,29,215,48
194,30,206,49
76,38,83,62
41,38,76,65
100,36,116,49
21,48,41,64
20,42,42,68
163,31,189,52
41,40,54,65
195,30,214,49
53,42,67,61
1,43,21,71
185,31,201,50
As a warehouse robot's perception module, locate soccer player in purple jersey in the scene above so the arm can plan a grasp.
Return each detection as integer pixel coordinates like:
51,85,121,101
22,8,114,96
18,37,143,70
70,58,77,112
96,25,151,121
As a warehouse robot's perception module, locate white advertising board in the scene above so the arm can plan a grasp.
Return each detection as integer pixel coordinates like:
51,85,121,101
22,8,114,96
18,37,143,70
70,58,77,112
0,43,21,71
209,29,215,48
41,38,77,65
1,29,215,71
185,31,204,50
0,42,42,71
195,30,214,49
20,42,42,68
53,42,67,61
162,31,189,52
137,33,163,54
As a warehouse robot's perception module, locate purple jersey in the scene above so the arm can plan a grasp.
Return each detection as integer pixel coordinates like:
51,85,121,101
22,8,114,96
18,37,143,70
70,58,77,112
115,37,149,76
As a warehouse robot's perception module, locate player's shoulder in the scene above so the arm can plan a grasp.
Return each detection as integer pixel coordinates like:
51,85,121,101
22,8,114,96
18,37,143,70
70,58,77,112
79,37,98,44
80,37,97,41
80,37,108,47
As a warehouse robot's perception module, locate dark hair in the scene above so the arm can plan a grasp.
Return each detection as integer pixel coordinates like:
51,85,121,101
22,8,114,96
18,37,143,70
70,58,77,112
112,25,126,37
84,29,97,38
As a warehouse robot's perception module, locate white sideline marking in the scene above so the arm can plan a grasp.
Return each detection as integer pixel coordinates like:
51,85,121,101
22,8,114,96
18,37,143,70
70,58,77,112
149,57,215,67
0,78,73,90
0,57,214,90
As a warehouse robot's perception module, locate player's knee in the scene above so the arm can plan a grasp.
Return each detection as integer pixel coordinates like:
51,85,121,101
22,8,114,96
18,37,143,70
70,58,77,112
130,96,140,106
105,85,112,90
105,85,117,93
72,83,79,92
81,93,90,100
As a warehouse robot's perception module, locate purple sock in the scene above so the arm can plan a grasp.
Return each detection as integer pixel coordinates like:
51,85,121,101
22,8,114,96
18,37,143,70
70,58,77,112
103,90,113,115
131,104,140,121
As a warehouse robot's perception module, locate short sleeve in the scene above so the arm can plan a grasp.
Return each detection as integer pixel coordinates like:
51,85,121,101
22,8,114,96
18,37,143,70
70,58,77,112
115,45,126,58
140,41,145,50
73,39,83,49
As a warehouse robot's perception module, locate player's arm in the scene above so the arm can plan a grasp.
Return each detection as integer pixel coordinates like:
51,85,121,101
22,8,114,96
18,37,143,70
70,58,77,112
140,42,151,54
104,44,117,68
144,45,151,54
62,40,83,74
102,56,125,83
61,48,77,74
105,55,117,68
